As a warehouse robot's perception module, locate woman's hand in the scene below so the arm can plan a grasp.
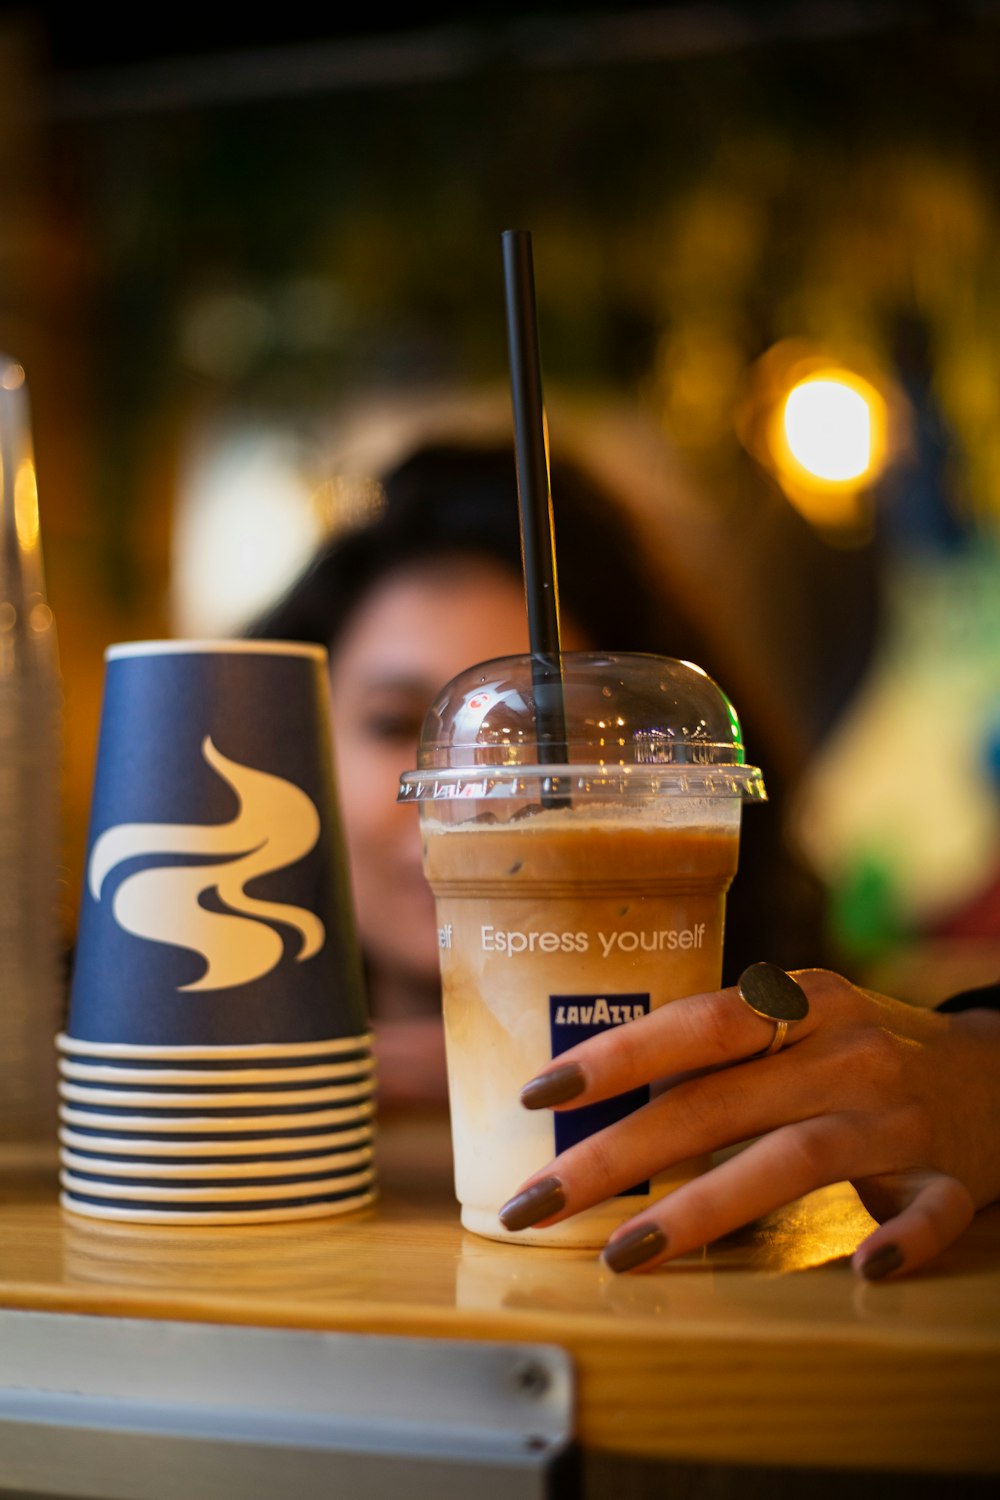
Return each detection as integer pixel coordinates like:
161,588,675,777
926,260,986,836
497,968,1000,1278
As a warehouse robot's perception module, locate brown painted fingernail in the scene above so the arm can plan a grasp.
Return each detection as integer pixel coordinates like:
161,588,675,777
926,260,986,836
498,1176,565,1231
601,1223,667,1274
860,1242,904,1281
520,1063,586,1110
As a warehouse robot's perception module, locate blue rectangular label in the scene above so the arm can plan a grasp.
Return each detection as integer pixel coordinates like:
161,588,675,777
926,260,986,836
549,993,650,1195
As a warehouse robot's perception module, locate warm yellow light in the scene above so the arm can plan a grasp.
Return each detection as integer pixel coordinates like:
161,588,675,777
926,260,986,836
783,378,871,481
14,460,39,550
777,370,885,487
738,342,900,542
171,428,324,636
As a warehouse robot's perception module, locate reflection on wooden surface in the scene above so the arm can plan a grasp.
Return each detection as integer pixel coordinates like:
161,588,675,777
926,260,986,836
1,1113,999,1475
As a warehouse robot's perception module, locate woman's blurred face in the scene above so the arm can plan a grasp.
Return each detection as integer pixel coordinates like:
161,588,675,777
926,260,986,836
329,556,588,999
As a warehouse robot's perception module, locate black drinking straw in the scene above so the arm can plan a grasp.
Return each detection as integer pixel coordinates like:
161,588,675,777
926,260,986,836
501,228,569,776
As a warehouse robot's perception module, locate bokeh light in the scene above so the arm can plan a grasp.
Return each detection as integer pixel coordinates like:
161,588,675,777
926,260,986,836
782,376,876,483
738,342,899,541
770,367,888,499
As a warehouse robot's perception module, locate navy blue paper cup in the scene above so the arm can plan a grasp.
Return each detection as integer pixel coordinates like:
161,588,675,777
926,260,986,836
60,640,376,1224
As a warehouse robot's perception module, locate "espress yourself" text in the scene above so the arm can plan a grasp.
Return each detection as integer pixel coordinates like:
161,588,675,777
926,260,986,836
479,924,706,957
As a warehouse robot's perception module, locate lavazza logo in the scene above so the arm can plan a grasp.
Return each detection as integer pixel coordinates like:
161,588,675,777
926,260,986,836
553,997,645,1026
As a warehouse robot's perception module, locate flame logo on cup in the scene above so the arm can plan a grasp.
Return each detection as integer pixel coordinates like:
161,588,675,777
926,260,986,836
88,738,326,991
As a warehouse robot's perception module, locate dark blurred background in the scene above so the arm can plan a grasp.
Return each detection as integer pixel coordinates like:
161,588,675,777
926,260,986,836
2,1,998,997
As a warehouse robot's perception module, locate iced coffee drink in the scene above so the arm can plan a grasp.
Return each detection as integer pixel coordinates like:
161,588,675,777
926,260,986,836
399,653,764,1246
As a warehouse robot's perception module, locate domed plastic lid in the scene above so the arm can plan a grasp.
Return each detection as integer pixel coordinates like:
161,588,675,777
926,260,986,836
398,652,766,803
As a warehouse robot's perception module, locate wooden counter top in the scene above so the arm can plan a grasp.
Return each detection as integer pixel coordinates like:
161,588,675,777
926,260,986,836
2,1115,999,1478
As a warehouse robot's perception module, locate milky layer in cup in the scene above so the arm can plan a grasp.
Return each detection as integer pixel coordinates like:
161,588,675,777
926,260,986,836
421,799,740,1247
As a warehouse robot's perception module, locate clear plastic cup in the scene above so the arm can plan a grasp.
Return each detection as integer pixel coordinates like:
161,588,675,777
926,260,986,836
398,652,765,1246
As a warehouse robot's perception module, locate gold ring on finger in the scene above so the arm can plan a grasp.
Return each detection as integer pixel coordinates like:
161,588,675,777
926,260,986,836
737,962,810,1057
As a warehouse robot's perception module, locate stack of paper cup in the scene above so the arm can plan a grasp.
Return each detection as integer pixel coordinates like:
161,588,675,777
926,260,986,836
56,1035,376,1223
59,641,375,1225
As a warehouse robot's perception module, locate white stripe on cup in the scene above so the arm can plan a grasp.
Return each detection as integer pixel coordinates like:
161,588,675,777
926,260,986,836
61,1166,375,1202
58,1123,374,1157
60,1145,374,1179
57,1032,373,1061
58,1057,374,1086
60,1191,377,1226
59,1101,376,1134
59,1080,374,1109
105,640,328,662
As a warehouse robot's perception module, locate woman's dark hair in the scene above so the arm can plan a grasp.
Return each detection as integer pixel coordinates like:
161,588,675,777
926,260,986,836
248,437,832,983
248,440,705,662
